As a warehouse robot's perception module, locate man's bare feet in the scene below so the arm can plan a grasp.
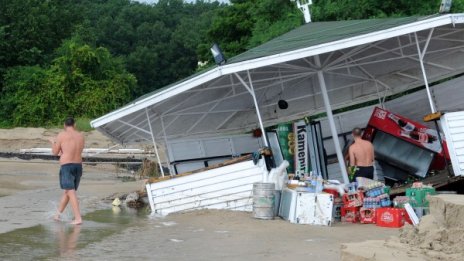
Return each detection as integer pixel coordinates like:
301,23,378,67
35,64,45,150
53,213,61,222
70,219,82,225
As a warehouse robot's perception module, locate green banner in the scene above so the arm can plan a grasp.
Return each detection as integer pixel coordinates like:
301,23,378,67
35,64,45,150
276,123,295,174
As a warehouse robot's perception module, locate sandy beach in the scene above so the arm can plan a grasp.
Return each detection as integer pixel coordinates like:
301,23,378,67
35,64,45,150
0,128,401,260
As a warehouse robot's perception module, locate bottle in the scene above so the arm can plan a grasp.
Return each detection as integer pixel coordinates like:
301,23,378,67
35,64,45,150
388,113,417,132
400,130,437,143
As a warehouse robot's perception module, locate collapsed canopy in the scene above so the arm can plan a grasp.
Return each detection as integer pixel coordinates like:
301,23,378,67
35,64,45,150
91,14,464,145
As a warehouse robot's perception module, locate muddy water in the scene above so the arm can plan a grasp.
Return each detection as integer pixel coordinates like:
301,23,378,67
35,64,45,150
0,207,151,261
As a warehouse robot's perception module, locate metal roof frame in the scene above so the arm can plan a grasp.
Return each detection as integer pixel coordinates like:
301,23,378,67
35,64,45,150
91,14,464,181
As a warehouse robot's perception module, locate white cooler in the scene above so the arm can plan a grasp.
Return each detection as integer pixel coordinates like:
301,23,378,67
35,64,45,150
279,188,333,226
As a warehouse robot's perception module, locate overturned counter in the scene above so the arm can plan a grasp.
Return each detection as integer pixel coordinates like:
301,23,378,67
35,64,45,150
145,155,265,215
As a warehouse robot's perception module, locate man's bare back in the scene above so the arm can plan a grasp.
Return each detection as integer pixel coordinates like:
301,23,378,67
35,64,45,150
53,129,84,165
349,139,374,167
49,118,85,225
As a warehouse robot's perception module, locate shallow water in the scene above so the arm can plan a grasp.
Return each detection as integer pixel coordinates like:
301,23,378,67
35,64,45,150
0,207,150,261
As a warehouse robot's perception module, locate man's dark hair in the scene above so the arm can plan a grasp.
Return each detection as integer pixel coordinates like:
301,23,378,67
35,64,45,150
352,127,362,137
64,117,75,127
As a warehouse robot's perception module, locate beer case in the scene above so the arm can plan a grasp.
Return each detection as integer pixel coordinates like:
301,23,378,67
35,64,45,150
360,207,377,224
376,208,407,228
405,187,436,207
342,192,364,207
341,206,360,223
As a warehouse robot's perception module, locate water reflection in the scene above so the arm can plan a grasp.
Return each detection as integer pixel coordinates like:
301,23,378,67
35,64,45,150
56,224,81,259
0,208,148,260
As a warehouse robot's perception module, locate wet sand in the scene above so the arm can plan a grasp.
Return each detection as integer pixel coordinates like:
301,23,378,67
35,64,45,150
0,158,145,234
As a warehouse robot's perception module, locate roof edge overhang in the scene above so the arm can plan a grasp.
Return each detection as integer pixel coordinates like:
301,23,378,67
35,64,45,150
91,13,464,129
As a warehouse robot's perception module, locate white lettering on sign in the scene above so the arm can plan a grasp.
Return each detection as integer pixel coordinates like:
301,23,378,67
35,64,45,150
294,120,308,176
381,211,394,223
374,108,387,120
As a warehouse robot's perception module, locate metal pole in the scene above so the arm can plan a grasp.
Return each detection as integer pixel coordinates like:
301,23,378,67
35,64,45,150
161,115,174,175
314,55,349,184
415,32,436,113
234,72,269,147
145,109,165,177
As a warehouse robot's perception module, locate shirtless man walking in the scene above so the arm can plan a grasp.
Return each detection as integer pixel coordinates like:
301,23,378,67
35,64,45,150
348,128,375,180
49,117,85,225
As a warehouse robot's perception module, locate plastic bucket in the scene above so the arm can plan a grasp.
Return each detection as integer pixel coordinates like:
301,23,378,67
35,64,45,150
252,183,275,220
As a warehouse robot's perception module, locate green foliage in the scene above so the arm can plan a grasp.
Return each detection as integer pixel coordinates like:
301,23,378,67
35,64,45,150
204,0,303,59
75,117,94,132
2,0,464,129
0,38,135,127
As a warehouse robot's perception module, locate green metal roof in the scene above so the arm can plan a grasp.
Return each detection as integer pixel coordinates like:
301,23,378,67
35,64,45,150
227,15,435,63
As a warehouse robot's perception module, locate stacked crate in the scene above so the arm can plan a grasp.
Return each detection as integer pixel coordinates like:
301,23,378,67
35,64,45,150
405,187,436,218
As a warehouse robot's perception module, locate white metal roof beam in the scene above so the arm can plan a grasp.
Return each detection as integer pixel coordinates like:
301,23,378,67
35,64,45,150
161,115,180,132
111,111,150,137
124,132,151,144
336,49,393,92
372,44,456,71
185,89,235,134
116,119,151,135
339,28,463,68
395,72,421,81
163,72,312,116
325,42,376,68
216,111,240,130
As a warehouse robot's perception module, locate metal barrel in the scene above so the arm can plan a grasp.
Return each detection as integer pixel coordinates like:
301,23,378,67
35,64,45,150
274,190,281,217
252,183,276,220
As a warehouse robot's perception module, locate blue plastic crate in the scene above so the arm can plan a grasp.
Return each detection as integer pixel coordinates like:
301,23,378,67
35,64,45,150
365,187,383,197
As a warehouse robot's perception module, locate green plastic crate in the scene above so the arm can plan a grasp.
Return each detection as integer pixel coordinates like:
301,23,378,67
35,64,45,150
383,186,391,195
406,187,437,207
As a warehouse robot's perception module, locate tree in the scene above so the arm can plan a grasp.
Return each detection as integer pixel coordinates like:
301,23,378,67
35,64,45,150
204,0,303,60
0,38,135,127
0,0,82,91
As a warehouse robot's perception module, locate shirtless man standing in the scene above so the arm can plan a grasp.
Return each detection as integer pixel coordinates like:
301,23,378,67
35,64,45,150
49,117,85,225
348,128,375,180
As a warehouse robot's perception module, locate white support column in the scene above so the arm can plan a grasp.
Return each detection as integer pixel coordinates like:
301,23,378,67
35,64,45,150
415,31,436,113
145,109,165,177
234,72,269,147
161,115,174,176
314,55,349,184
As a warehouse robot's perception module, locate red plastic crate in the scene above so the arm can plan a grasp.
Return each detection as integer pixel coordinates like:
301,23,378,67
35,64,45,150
376,208,407,228
323,189,340,198
341,206,360,223
360,208,376,224
343,192,364,207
